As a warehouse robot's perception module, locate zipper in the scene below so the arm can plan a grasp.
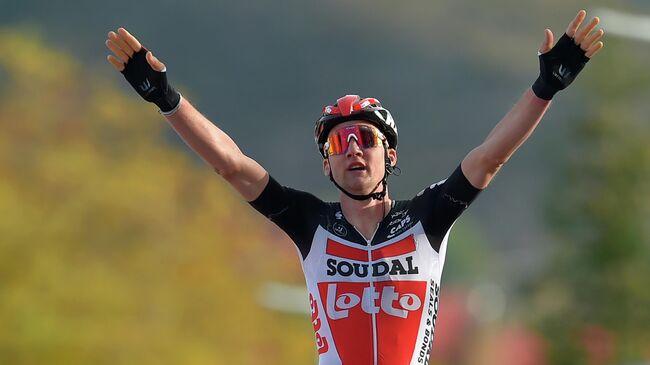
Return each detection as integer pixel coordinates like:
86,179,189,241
352,223,380,365
347,200,393,365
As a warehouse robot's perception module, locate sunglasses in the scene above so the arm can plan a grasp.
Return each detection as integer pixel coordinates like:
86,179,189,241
324,125,386,157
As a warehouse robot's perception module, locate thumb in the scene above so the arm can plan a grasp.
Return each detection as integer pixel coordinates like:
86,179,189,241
538,29,554,54
146,51,166,72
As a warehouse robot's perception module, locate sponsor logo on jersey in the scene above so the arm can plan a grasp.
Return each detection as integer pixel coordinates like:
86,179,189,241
387,214,413,238
388,210,410,230
332,222,348,237
310,293,330,355
325,235,420,278
417,279,440,364
326,256,419,277
317,280,428,365
390,209,408,219
325,283,422,319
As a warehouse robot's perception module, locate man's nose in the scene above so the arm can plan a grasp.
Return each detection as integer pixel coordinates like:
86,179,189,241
345,139,363,157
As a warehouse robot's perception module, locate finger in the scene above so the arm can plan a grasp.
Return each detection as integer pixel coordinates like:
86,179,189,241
146,51,166,72
581,29,604,51
585,41,604,58
566,9,587,38
105,39,130,63
539,29,554,54
107,55,125,72
574,17,600,44
117,27,142,52
108,31,134,57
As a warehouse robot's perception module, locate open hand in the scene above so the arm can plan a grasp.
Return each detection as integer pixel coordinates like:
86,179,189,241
539,10,604,58
105,28,166,72
532,10,605,100
104,28,180,113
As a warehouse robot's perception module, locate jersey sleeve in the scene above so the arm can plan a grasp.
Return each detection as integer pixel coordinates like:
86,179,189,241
414,165,482,251
248,175,326,259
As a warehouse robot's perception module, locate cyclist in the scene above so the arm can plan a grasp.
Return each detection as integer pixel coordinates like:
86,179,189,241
106,10,603,365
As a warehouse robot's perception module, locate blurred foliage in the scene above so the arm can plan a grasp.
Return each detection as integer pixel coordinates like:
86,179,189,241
6,0,648,292
525,40,650,364
0,29,314,365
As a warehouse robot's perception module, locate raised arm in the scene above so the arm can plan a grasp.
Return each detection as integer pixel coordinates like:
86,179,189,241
105,28,268,201
461,10,604,189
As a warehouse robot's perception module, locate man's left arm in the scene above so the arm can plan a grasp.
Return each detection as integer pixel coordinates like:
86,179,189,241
462,10,604,189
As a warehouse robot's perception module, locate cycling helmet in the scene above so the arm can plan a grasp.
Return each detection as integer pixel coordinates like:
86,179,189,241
314,95,398,157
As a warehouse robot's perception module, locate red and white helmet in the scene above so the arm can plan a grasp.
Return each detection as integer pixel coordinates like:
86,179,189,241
314,95,398,157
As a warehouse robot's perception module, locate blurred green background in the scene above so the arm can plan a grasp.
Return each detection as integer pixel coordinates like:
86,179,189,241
1,0,649,364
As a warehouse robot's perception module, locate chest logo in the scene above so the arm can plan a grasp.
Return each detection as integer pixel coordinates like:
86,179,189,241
315,280,429,365
333,222,348,237
325,235,420,277
325,283,422,319
390,209,408,219
387,215,412,238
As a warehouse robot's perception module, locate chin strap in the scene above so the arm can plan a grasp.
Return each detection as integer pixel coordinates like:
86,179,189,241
330,173,387,201
328,147,400,201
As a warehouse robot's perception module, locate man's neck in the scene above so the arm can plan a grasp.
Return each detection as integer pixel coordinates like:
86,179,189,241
339,193,392,242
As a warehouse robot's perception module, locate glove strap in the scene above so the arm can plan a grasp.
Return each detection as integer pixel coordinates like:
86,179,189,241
532,76,557,100
155,87,181,113
160,93,183,116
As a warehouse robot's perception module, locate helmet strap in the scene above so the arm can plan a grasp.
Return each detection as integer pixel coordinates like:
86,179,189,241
329,172,386,201
327,147,399,201
384,148,401,176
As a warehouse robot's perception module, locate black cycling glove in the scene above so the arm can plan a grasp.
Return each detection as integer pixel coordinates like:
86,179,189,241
121,47,181,114
532,33,590,100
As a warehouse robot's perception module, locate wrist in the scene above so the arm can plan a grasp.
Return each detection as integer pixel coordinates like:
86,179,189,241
159,93,183,116
154,85,181,113
531,76,557,100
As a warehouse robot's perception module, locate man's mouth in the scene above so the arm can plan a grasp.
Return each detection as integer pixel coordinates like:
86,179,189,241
348,163,366,171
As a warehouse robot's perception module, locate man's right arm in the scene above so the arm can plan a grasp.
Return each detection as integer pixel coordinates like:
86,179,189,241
105,27,268,201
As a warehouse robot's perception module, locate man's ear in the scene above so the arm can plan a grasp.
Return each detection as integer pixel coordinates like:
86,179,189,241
323,158,331,176
388,148,397,166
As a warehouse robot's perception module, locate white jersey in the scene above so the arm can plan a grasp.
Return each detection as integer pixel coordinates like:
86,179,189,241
251,166,480,365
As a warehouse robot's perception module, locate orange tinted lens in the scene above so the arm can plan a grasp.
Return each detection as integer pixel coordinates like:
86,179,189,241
327,133,344,156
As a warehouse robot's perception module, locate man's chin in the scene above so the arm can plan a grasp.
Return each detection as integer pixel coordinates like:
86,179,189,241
342,180,380,196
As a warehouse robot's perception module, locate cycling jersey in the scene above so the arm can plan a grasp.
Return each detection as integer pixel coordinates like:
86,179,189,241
250,165,480,365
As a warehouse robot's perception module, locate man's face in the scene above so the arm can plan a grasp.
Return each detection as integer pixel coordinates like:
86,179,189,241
323,121,397,195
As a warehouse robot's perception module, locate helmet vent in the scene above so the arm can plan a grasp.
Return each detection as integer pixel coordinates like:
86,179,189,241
336,95,360,117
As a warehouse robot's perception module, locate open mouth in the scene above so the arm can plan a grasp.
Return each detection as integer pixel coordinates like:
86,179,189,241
348,164,366,171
